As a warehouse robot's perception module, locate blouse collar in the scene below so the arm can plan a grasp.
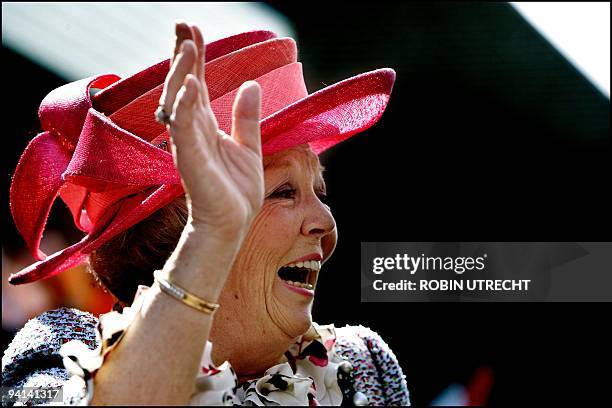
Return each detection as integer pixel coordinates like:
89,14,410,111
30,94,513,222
194,322,344,405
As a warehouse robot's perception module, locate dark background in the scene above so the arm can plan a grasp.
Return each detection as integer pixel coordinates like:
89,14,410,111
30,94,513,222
3,2,610,405
269,2,611,406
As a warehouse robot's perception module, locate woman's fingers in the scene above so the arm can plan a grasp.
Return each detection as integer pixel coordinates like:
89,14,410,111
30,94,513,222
169,76,204,169
172,22,192,65
189,24,212,109
231,81,262,157
190,25,205,81
162,23,216,127
162,40,198,122
162,22,224,160
160,22,195,120
171,75,199,129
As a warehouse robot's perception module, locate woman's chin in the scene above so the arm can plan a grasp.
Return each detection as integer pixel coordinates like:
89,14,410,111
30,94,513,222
271,280,314,336
283,312,312,338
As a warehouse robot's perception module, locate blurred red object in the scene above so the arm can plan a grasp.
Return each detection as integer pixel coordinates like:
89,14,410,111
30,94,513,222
467,365,495,406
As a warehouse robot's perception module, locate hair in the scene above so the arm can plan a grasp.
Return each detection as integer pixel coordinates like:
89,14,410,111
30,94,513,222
88,196,188,304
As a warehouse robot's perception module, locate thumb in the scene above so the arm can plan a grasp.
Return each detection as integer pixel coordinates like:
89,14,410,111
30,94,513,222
231,81,262,156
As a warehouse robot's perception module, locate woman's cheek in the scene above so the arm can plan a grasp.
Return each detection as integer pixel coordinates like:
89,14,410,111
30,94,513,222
251,202,299,244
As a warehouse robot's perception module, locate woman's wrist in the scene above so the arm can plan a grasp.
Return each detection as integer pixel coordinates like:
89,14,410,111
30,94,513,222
187,212,251,244
161,221,242,301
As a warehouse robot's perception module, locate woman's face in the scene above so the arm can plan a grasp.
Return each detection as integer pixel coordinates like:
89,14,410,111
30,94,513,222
217,145,337,339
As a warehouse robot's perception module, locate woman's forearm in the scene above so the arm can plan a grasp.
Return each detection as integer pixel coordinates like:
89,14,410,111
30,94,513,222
90,223,242,405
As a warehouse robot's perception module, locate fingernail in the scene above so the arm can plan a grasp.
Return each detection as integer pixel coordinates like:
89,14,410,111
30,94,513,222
175,20,187,35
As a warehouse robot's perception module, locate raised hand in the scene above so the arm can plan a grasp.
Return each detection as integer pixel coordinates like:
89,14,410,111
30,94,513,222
159,22,264,242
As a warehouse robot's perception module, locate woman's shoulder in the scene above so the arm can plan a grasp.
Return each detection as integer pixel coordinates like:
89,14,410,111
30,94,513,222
334,323,389,346
2,307,99,386
331,323,411,406
4,307,99,357
333,323,401,364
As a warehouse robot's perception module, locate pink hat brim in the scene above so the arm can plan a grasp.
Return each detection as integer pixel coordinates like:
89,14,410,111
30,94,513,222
8,33,395,286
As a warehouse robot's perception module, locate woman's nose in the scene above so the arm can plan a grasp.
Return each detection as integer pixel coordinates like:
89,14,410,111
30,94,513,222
301,194,336,238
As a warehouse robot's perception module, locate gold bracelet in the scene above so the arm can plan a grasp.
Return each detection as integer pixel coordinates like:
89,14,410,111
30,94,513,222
153,270,220,315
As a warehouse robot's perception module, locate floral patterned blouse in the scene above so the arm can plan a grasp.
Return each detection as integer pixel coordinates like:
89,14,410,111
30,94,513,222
2,285,410,406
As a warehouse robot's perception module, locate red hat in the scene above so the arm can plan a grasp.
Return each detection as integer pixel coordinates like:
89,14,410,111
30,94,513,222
9,30,395,285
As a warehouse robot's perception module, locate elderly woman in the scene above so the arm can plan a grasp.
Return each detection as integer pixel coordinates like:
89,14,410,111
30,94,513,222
2,22,408,406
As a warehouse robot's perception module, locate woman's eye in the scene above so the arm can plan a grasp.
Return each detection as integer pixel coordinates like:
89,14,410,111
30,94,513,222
266,185,327,202
269,187,296,200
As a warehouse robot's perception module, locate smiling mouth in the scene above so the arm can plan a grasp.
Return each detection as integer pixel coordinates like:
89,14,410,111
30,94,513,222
277,260,320,290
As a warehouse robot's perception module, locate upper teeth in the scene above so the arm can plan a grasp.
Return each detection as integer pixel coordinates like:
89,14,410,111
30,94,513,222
284,260,321,271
